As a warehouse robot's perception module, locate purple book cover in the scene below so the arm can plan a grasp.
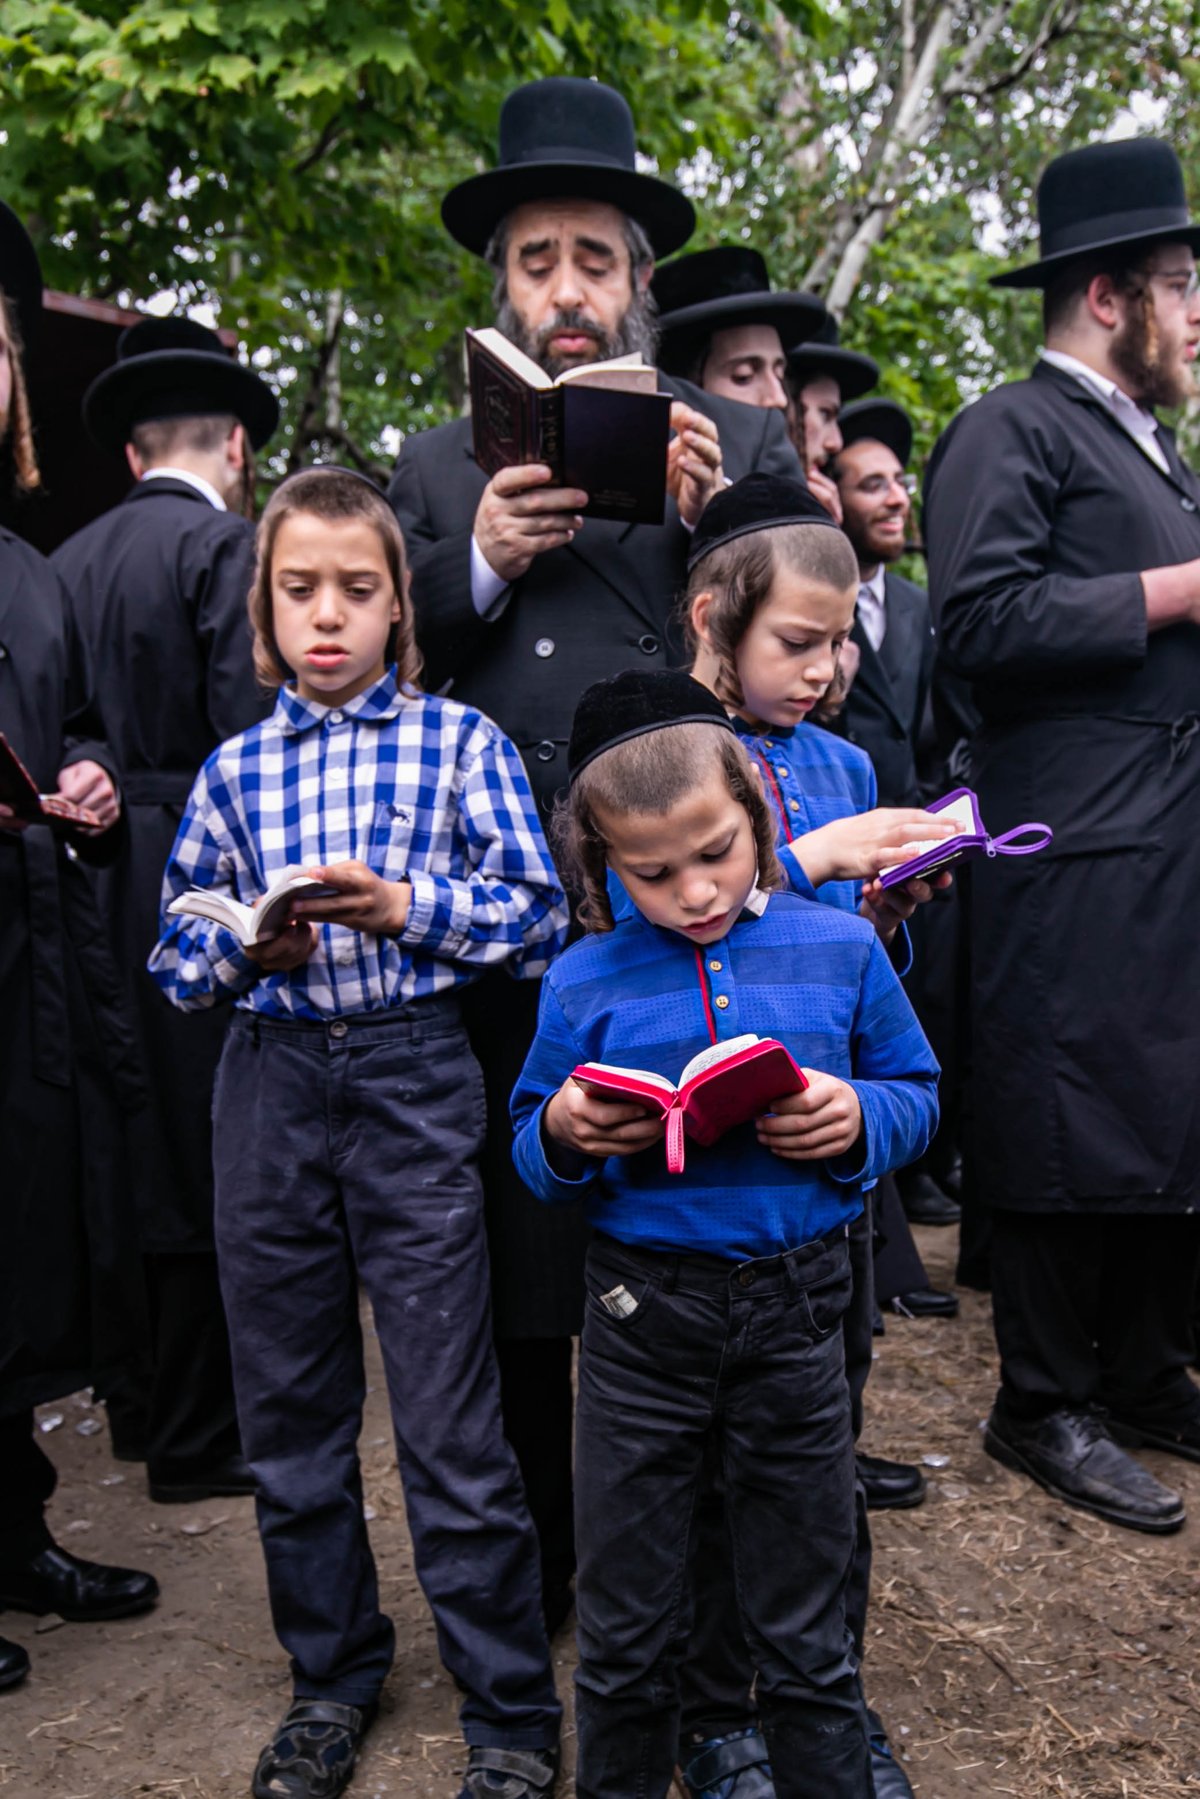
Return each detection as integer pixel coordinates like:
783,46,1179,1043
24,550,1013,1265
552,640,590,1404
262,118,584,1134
877,786,1053,890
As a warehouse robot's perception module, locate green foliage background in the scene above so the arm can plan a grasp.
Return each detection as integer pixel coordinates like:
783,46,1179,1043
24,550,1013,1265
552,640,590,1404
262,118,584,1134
2,0,1198,478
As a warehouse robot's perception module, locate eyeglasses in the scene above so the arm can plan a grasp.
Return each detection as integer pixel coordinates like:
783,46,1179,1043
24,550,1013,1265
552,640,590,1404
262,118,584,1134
1133,268,1200,304
851,472,917,498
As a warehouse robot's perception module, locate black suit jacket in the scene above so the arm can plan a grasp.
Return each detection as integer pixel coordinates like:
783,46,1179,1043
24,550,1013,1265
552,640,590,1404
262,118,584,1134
924,357,1200,1214
389,374,803,816
823,568,934,807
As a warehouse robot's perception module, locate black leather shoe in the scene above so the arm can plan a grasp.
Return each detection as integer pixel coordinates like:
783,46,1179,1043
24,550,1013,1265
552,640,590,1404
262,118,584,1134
253,1698,378,1799
897,1172,962,1226
0,1544,159,1621
148,1450,257,1504
1109,1410,1200,1465
0,1635,30,1690
887,1287,959,1320
985,1405,1185,1535
458,1744,560,1797
857,1453,927,1512
868,1720,914,1798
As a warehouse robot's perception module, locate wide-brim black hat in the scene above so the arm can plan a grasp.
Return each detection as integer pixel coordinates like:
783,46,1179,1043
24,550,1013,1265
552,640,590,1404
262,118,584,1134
837,398,913,467
0,199,43,346
442,78,695,259
652,247,824,374
786,315,878,400
569,669,734,783
83,317,279,453
993,137,1200,290
687,472,840,574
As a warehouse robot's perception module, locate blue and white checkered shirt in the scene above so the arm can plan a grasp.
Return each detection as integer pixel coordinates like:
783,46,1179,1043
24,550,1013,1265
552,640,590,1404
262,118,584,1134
147,670,568,1020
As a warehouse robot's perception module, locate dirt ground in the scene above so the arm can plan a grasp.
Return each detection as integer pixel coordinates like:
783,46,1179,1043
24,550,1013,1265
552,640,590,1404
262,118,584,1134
4,1224,1200,1799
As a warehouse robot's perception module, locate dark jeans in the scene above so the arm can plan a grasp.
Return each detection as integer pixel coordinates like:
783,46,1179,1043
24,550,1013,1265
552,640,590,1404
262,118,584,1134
992,1210,1200,1425
574,1231,869,1799
678,1202,875,1742
212,1001,560,1749
0,1412,56,1561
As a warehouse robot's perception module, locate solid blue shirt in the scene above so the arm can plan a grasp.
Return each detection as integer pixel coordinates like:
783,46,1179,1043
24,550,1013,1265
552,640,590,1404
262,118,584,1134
511,890,939,1262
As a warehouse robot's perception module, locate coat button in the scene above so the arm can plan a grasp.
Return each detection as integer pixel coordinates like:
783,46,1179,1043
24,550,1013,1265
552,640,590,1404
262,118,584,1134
715,994,730,1010
775,766,788,779
789,799,800,812
535,741,556,763
1182,496,1197,512
534,637,555,658
329,1020,348,1039
638,634,660,655
736,1267,756,1288
709,959,722,972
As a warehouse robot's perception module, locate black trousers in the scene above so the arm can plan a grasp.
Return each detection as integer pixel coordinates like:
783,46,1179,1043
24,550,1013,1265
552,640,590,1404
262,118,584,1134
574,1232,868,1799
991,1210,1200,1424
0,1412,56,1561
143,1251,241,1480
678,1202,876,1741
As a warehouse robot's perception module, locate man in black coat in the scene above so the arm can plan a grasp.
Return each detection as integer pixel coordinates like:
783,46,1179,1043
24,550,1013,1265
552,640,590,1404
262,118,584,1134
53,318,278,1504
0,200,158,1693
925,137,1200,1534
390,79,803,1653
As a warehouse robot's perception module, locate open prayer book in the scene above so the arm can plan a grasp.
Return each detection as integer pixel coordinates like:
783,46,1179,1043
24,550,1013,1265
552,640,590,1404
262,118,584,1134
466,326,671,525
878,787,1053,890
0,732,102,830
572,1034,808,1174
167,868,342,947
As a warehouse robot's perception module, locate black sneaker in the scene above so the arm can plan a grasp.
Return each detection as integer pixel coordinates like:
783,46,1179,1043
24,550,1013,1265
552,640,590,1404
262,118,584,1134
985,1405,1185,1534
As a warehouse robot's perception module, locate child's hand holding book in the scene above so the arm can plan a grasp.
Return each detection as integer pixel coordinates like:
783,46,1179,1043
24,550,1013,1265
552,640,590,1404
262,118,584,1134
754,1073,863,1162
544,1080,665,1164
289,861,413,935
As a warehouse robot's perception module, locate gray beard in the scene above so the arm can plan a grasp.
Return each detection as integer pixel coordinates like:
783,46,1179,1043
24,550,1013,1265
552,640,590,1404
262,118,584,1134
493,293,659,382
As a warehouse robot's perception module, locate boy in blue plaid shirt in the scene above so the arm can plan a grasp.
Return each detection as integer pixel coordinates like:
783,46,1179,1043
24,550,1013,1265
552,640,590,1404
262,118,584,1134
149,469,566,1799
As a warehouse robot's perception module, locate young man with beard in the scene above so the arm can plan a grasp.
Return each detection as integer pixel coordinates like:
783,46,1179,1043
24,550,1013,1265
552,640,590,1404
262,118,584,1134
389,79,803,1678
785,318,879,526
925,138,1200,1534
0,198,159,1693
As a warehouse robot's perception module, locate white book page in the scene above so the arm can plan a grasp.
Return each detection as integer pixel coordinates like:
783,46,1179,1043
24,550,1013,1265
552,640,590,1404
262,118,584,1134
880,794,974,877
576,1062,676,1094
469,327,552,391
557,355,658,394
167,890,258,941
679,1034,762,1088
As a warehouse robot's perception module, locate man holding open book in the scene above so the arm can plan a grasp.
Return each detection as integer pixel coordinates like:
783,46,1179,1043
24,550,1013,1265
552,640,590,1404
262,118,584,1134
389,76,803,1644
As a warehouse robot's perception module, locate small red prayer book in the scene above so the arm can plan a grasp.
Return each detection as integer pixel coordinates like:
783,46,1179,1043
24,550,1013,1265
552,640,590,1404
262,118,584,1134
0,733,101,831
571,1033,809,1174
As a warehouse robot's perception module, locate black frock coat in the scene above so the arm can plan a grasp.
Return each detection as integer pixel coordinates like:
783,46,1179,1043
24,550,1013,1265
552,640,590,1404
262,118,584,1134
924,359,1200,1215
390,378,803,1334
820,569,935,807
53,479,267,1251
0,531,130,1412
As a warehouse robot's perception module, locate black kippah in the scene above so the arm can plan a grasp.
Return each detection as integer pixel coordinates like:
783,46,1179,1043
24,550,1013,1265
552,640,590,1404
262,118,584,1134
687,472,838,573
568,670,734,784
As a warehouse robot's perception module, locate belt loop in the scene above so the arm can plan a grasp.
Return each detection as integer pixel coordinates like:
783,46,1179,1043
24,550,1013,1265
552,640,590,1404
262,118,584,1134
782,1248,801,1300
660,1254,679,1295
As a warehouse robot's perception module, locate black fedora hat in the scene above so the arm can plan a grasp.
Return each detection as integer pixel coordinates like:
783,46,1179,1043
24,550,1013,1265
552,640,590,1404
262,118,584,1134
837,398,913,468
442,77,695,259
993,137,1200,290
786,314,878,400
83,316,279,454
0,199,43,346
652,247,825,375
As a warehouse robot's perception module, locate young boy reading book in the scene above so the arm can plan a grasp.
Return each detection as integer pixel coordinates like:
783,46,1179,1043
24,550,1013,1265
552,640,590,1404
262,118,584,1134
510,670,940,1799
148,467,567,1799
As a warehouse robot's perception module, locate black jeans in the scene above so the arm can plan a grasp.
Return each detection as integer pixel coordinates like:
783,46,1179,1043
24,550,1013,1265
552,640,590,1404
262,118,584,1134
991,1210,1200,1425
0,1412,56,1562
678,1202,875,1741
573,1231,869,1799
212,1001,560,1748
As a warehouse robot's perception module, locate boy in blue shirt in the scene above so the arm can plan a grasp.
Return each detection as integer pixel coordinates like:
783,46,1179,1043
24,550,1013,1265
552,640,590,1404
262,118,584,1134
511,670,939,1799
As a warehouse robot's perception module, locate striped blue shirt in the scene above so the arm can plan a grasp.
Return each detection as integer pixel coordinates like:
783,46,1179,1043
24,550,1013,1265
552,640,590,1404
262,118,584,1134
511,892,939,1261
148,670,568,1019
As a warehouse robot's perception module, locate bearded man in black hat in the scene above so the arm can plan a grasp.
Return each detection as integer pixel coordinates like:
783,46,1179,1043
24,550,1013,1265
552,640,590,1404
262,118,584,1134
390,78,804,1644
925,137,1200,1534
652,245,823,412
0,200,159,1693
786,318,879,525
52,318,279,1506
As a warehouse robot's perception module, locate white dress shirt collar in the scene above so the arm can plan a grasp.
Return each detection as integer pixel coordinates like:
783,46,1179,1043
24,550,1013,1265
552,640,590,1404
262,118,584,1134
1039,349,1168,473
139,466,228,511
856,562,888,653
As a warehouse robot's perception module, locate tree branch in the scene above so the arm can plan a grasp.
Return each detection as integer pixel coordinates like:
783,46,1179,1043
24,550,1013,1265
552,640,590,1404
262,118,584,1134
287,295,345,473
291,116,346,178
944,0,1082,98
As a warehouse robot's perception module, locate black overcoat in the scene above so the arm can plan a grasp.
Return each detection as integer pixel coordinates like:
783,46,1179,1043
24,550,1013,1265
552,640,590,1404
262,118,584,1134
390,378,803,1334
924,359,1200,1215
53,479,267,1250
820,569,935,807
0,530,129,1411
